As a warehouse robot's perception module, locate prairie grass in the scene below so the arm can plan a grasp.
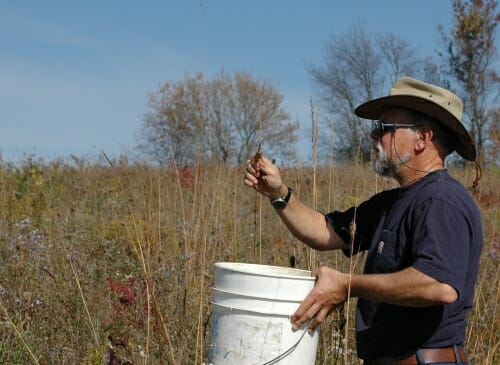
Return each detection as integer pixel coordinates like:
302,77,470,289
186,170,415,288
0,156,498,364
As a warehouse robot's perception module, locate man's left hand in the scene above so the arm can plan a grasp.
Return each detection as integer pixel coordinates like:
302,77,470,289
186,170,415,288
291,266,349,332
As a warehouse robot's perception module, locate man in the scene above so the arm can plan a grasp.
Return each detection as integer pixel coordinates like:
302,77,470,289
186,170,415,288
243,77,482,365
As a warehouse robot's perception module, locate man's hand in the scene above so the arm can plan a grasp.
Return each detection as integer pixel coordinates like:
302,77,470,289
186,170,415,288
243,155,287,199
292,266,459,333
291,266,349,332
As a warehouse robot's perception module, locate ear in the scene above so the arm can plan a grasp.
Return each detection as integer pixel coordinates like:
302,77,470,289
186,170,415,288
414,126,434,152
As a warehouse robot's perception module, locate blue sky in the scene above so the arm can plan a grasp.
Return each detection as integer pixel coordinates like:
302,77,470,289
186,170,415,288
0,1,470,163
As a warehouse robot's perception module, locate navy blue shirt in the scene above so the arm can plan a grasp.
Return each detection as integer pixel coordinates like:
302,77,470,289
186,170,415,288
326,170,483,359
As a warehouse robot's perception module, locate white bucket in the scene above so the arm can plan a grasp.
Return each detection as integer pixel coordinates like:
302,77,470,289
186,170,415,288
208,262,319,365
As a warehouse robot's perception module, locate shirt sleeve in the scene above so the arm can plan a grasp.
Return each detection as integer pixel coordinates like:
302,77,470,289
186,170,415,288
410,198,470,299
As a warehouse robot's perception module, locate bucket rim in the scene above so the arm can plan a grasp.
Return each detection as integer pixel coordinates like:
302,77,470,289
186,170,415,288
214,262,315,281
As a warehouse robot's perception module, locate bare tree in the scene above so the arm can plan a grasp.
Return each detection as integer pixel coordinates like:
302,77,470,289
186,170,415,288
308,26,423,161
230,73,298,164
139,74,205,165
138,72,298,165
377,33,421,84
439,0,500,163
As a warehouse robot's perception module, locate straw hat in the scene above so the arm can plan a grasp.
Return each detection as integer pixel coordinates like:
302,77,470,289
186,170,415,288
355,76,476,161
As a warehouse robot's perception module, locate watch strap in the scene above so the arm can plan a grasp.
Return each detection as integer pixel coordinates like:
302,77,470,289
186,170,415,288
269,187,293,209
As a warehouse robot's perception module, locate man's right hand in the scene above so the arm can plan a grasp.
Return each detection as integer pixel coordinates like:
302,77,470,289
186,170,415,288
244,154,348,252
243,155,288,200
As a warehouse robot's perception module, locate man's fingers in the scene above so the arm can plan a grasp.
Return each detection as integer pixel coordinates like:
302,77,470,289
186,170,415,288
293,299,335,332
292,296,321,330
308,306,332,332
244,160,260,183
245,159,257,173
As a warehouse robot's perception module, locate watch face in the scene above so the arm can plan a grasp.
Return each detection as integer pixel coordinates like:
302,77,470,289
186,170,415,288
271,199,287,209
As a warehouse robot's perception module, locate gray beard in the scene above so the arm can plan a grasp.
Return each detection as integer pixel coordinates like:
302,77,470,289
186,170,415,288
372,144,412,178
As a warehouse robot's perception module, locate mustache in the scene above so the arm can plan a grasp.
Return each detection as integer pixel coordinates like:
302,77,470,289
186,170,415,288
372,142,383,156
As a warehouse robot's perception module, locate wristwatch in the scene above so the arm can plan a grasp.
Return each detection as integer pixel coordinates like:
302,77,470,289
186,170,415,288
270,187,293,209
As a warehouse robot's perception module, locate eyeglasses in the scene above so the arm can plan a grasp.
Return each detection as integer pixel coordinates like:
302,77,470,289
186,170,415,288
372,120,417,136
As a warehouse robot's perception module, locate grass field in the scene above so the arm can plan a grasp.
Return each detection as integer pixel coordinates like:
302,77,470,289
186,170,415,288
0,157,498,364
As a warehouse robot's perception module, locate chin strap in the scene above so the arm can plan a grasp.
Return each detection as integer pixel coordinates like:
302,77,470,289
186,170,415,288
469,159,482,194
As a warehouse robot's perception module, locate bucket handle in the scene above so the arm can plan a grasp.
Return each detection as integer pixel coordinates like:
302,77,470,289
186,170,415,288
261,320,313,365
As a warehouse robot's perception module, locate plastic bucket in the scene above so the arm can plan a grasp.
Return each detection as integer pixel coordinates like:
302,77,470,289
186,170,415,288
208,262,319,365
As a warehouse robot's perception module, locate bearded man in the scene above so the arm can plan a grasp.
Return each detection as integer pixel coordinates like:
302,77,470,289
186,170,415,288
244,77,482,365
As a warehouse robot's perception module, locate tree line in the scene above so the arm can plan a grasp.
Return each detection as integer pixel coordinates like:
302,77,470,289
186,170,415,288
138,0,499,166
138,72,298,166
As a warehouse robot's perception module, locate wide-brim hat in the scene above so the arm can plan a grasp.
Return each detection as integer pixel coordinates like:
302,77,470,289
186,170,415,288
354,76,476,161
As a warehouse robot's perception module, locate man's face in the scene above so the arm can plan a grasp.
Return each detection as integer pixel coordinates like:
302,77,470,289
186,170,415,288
370,109,416,178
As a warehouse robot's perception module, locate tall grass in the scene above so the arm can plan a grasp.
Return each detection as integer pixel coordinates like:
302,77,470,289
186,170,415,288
0,156,498,364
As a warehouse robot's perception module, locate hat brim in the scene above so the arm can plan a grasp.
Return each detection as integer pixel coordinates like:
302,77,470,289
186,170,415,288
355,95,477,161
